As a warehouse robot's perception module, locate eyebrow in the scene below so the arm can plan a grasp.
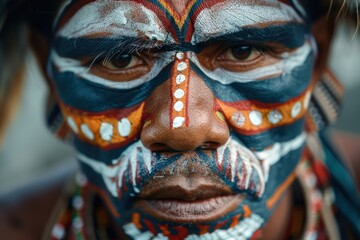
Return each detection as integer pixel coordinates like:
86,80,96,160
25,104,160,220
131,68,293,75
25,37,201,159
53,22,309,58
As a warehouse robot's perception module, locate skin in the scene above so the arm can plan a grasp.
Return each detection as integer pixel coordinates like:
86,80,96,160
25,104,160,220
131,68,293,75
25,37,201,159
44,0,333,239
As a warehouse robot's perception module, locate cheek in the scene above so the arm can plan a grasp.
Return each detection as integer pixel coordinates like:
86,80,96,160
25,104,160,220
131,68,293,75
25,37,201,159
58,102,145,149
206,47,315,150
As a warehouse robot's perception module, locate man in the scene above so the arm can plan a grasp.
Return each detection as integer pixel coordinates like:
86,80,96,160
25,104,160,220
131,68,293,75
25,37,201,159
1,0,360,239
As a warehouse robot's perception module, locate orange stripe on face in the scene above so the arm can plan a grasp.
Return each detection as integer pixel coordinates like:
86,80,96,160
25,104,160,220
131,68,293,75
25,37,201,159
170,52,190,128
217,89,312,135
60,102,145,148
266,170,297,209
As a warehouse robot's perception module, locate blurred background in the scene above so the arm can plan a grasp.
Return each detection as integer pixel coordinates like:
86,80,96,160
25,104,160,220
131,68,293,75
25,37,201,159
0,21,360,198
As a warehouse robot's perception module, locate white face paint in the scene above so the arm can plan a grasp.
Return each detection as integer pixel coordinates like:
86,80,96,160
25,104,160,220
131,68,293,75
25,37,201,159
192,0,303,44
50,51,174,89
78,132,306,198
58,0,174,43
77,140,152,197
189,42,312,84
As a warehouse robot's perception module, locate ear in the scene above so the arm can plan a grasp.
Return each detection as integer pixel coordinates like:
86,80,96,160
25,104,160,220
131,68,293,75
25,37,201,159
311,16,336,82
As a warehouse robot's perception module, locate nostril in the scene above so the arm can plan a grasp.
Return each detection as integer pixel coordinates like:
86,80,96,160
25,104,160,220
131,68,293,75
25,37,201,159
201,142,224,150
148,143,174,152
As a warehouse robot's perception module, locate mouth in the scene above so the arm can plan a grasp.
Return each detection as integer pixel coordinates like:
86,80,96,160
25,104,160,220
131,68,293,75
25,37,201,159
135,170,244,223
137,194,243,223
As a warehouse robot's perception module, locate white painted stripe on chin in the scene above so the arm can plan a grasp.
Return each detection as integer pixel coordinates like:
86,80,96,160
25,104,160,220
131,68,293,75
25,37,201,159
50,51,173,89
193,0,303,43
190,42,312,85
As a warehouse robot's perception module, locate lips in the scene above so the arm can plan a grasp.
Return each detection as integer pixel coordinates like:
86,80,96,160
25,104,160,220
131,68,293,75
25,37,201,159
136,193,243,223
134,156,244,223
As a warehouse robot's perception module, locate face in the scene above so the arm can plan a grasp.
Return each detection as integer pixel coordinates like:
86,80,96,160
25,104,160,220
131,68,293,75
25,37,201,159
48,0,315,238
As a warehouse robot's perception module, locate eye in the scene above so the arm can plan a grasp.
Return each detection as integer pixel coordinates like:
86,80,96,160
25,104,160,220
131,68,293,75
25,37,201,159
101,53,143,70
218,46,262,62
87,52,152,82
214,45,277,72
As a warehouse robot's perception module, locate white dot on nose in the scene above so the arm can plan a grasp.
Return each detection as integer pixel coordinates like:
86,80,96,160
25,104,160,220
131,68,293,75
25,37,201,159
174,101,184,112
176,74,186,84
177,62,187,71
176,52,184,60
173,117,185,128
174,89,185,99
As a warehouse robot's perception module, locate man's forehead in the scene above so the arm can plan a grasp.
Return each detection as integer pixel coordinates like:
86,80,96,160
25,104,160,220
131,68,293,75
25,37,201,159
165,0,293,14
56,0,304,45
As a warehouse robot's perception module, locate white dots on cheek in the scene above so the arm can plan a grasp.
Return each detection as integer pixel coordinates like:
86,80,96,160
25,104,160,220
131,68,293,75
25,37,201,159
267,110,283,125
100,122,114,141
249,110,263,126
231,111,246,127
291,102,302,118
118,118,131,137
67,116,78,133
81,124,94,140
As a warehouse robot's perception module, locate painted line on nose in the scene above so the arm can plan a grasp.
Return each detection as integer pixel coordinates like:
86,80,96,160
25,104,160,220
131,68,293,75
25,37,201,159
171,52,190,129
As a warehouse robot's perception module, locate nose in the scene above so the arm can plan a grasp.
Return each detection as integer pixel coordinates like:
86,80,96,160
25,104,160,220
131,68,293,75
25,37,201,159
141,63,229,152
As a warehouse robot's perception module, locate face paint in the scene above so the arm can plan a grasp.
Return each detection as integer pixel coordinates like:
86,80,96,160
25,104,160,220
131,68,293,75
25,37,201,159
48,0,315,239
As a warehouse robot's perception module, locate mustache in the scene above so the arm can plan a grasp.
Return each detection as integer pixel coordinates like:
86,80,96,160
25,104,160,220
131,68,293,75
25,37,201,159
77,133,306,199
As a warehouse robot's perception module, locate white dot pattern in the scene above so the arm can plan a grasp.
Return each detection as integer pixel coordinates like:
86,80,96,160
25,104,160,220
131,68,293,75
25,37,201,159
81,124,94,140
174,101,184,111
249,111,263,126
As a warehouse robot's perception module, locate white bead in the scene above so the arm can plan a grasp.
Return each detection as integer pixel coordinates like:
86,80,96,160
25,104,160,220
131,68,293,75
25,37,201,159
81,124,94,140
118,118,131,137
176,74,186,84
72,196,84,210
177,62,187,71
174,89,185,99
173,117,185,128
72,217,83,230
249,111,263,126
52,224,65,239
100,122,113,141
